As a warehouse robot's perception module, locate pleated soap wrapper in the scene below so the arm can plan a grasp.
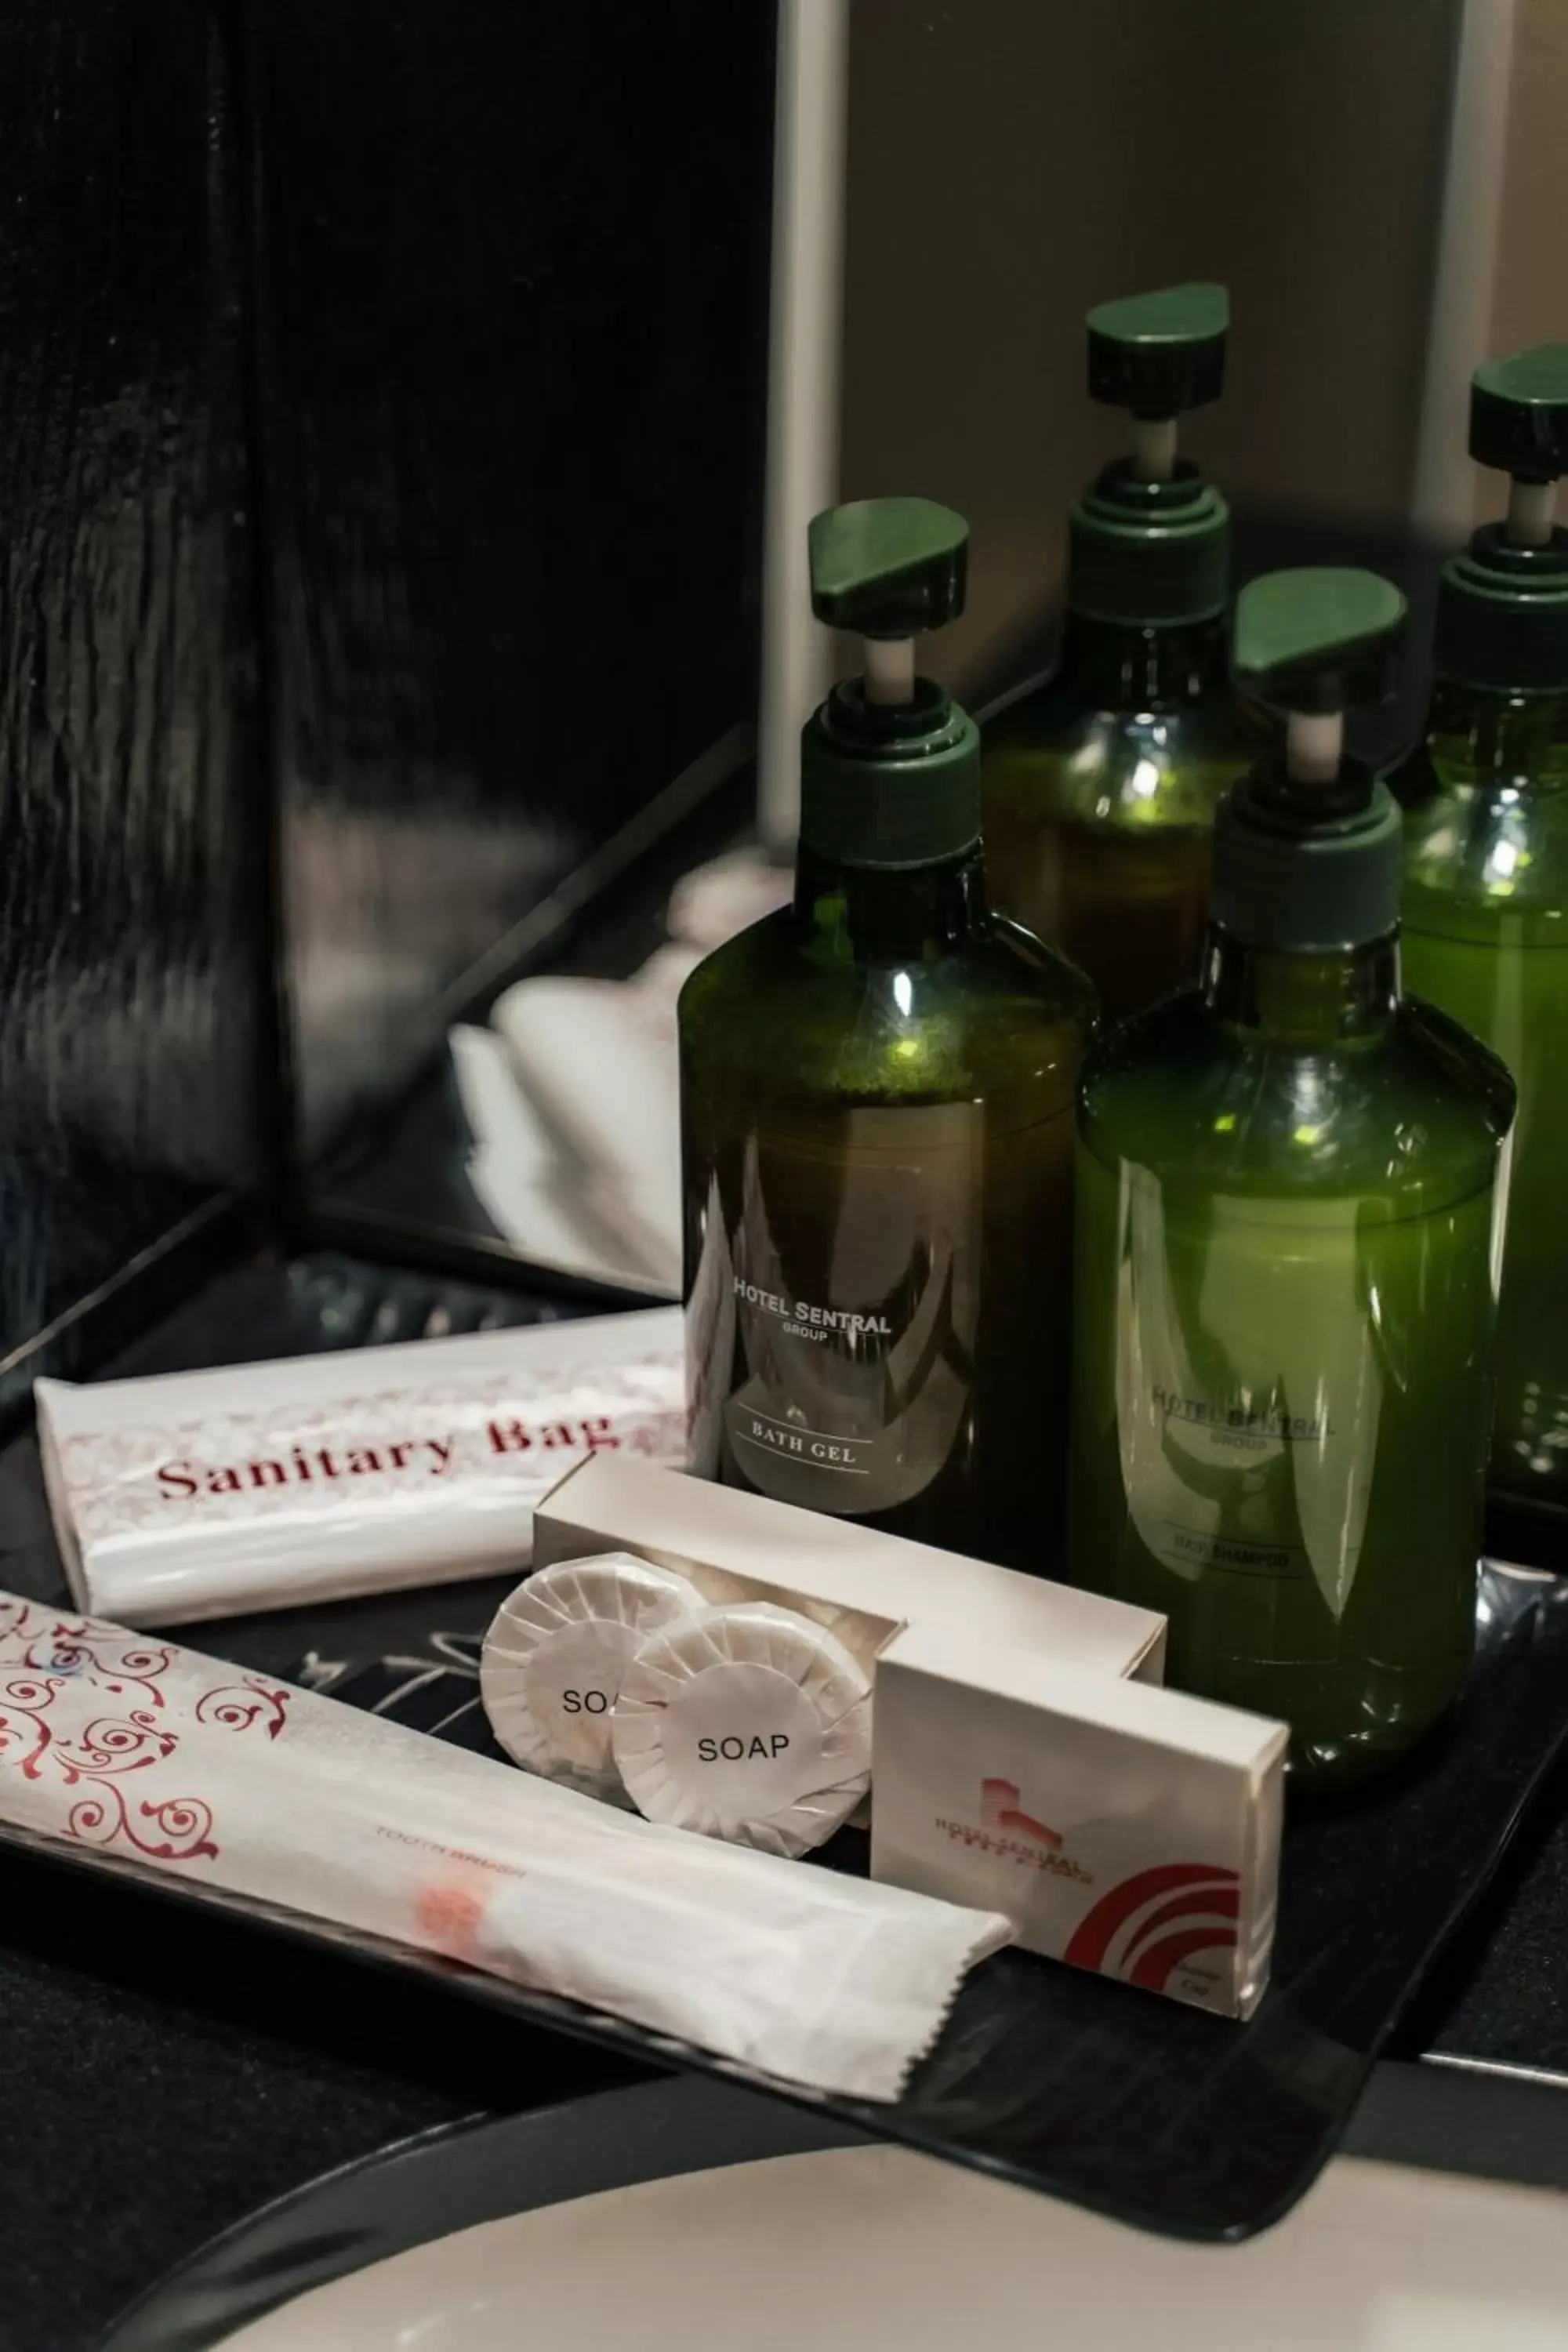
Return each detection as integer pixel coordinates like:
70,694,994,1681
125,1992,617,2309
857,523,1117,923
34,1308,686,1628
613,1602,874,1857
0,1591,1010,2099
480,1554,706,1802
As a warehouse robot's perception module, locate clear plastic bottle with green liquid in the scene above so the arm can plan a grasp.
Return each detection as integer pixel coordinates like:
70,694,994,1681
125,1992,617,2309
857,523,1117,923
983,283,1266,1021
680,499,1095,1573
1392,343,1568,1530
1070,569,1515,1784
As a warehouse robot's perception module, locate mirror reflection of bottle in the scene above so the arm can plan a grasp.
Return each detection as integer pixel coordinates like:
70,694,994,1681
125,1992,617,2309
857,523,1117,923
682,499,1096,1571
1392,343,1568,1527
984,285,1265,1021
1070,570,1515,1785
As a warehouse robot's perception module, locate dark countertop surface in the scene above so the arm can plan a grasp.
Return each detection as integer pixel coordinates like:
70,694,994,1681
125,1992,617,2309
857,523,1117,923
0,1254,662,2352
1,1250,1566,2351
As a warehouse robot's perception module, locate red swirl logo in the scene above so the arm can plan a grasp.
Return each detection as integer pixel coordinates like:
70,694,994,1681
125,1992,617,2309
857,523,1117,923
1064,1860,1241,1991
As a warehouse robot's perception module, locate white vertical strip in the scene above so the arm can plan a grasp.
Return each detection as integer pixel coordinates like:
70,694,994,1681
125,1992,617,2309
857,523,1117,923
756,0,849,850
1411,0,1519,541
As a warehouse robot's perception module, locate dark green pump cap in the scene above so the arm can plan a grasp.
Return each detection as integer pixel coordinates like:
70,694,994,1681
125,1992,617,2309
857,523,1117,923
1435,343,1568,693
1470,345,1568,480
800,497,981,871
1213,568,1407,952
1068,282,1231,627
808,498,967,637
1086,282,1229,417
1232,568,1406,713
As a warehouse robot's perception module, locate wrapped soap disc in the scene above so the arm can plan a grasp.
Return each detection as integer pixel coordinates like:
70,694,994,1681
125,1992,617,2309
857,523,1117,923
481,1554,703,1801
611,1602,873,1857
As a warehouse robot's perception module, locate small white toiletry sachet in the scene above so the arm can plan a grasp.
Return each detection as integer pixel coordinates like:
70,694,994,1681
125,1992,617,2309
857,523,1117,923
613,1602,874,1857
0,1591,1008,2099
34,1307,685,1628
480,1555,703,1802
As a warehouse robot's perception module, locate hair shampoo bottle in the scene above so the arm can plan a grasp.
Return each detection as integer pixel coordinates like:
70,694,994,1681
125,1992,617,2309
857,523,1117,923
681,498,1096,1571
984,284,1265,1019
1393,344,1568,1529
1070,570,1514,1783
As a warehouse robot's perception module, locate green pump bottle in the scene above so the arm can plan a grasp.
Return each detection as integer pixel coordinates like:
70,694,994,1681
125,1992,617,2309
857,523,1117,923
1392,345,1568,1527
984,284,1266,1021
681,498,1096,1570
1069,570,1515,1784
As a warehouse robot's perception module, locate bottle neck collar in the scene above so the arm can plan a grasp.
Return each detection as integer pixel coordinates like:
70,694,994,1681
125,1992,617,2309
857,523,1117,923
793,842,989,964
1057,608,1229,710
1200,924,1399,1045
1425,676,1568,792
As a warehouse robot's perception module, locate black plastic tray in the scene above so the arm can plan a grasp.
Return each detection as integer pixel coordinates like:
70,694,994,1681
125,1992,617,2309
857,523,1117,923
2,1250,1566,2248
295,1566,1568,2244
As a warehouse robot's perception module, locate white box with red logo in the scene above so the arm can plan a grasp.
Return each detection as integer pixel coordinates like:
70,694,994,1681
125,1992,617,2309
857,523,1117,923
532,1455,1287,2018
869,1621,1286,2020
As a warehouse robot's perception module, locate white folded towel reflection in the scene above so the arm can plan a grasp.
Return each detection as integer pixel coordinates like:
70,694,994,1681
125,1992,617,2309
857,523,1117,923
455,848,793,1298
452,1025,670,1294
489,973,684,1296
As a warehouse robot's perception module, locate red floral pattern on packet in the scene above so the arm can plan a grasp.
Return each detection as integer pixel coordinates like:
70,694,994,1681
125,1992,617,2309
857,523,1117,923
0,1600,293,1867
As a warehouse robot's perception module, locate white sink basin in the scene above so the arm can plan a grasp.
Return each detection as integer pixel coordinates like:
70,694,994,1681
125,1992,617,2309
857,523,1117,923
226,2140,1568,2350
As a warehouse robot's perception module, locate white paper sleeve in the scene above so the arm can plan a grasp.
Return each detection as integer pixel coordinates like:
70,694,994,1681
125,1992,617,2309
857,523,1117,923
0,1592,1010,2100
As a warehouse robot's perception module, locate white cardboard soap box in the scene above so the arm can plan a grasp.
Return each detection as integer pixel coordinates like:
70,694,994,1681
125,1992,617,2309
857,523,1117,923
533,1451,1165,1683
533,1458,1279,2013
534,1455,1285,2019
873,1618,1284,2020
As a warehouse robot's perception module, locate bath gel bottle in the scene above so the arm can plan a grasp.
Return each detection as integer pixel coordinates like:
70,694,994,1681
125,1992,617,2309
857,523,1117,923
1070,571,1514,1783
681,498,1096,1570
984,284,1264,1021
1392,345,1568,1526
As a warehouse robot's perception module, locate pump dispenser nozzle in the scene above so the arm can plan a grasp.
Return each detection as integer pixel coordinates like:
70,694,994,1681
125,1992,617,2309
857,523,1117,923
808,497,967,706
800,498,979,869
1436,343,1568,692
1087,281,1229,476
1234,568,1406,786
1069,284,1231,626
1214,568,1407,951
1471,344,1568,544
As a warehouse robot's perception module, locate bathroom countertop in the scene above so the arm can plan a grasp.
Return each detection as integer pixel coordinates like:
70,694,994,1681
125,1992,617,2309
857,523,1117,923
0,1255,1566,2352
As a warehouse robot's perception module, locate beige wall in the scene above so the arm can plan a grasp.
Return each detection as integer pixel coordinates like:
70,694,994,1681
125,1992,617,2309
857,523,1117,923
840,0,1466,695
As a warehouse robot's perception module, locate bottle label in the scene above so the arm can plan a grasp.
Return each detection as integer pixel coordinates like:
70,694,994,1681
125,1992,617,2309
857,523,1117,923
1129,1383,1334,1579
1109,1172,1383,1602
1077,1141,1497,1712
709,1103,983,1518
